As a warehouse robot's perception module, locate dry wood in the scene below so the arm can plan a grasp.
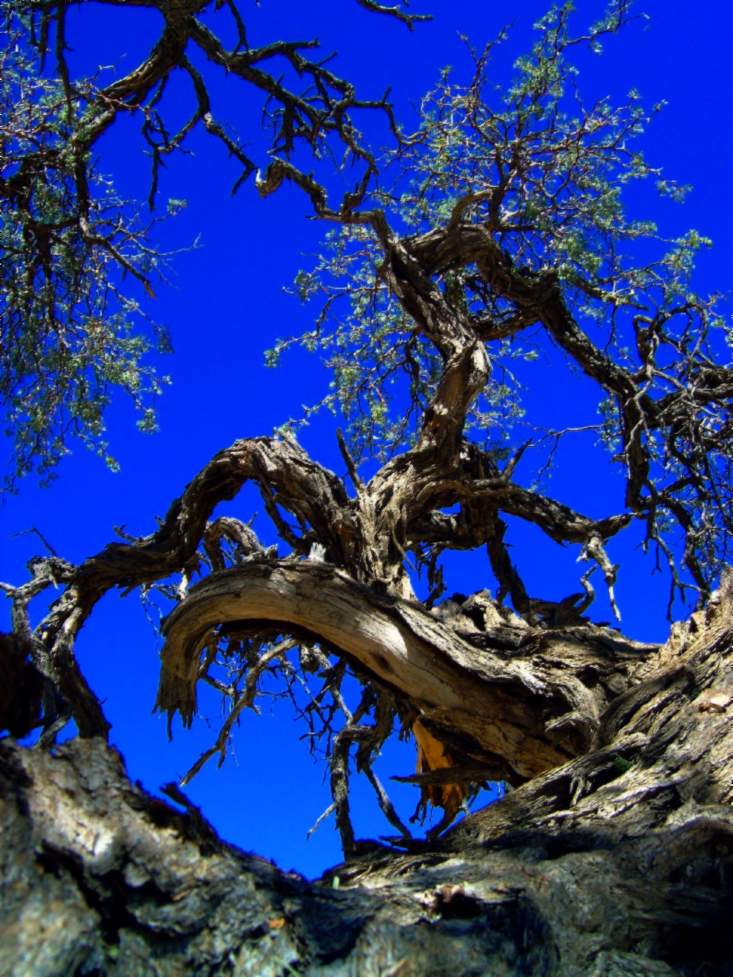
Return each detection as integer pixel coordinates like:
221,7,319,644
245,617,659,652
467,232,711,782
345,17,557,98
1,581,730,975
158,559,657,782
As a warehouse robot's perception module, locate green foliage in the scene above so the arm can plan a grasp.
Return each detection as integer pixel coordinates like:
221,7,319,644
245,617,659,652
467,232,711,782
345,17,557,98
277,7,650,452
0,4,171,486
273,2,733,586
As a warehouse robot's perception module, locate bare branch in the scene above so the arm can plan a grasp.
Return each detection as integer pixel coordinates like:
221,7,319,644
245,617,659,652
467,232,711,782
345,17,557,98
180,638,298,785
354,0,431,30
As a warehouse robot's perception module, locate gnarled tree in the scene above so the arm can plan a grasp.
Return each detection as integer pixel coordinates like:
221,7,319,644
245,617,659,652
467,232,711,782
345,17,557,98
1,3,732,975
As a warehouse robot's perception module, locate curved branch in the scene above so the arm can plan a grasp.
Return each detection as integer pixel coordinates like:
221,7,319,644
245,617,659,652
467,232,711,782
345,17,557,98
157,561,656,781
404,220,732,588
380,241,491,459
410,470,630,548
35,437,352,735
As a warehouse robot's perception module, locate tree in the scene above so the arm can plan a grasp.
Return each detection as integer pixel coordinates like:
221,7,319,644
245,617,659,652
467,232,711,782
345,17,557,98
1,2,732,975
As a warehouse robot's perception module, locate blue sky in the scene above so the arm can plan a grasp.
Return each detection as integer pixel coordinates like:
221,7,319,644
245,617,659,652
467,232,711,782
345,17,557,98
1,0,732,877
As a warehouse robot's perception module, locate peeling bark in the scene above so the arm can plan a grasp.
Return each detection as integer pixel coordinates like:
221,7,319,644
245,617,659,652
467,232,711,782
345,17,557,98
2,579,732,977
157,560,654,781
4,10,733,973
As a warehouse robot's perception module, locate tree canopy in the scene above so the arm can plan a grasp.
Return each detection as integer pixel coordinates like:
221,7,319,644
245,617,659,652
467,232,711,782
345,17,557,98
1,0,733,870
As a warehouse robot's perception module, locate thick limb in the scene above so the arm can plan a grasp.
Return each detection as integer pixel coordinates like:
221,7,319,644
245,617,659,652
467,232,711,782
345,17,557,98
158,560,656,783
27,437,354,736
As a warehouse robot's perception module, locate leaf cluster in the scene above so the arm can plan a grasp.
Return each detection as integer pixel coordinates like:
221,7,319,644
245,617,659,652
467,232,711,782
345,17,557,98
275,1,733,594
0,5,171,484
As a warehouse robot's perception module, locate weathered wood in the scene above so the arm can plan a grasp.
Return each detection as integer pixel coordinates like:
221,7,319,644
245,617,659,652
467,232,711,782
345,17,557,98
2,579,731,977
158,560,657,782
4,6,733,974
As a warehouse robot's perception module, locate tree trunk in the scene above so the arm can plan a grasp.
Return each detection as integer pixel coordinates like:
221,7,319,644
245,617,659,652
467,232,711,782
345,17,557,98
2,578,732,977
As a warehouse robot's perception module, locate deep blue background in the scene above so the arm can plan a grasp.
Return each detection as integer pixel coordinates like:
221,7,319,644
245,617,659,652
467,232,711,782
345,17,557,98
1,1,731,877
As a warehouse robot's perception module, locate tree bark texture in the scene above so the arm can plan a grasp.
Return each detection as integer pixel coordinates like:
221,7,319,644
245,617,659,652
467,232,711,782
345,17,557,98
2,576,732,977
157,560,654,782
4,9,733,975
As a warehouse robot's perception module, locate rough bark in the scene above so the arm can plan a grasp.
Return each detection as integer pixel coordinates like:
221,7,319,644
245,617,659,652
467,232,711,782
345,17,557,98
2,576,731,977
3,10,733,973
157,560,654,782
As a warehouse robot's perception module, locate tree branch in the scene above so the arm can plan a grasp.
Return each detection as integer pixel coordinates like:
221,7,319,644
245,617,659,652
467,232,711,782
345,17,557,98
157,561,657,782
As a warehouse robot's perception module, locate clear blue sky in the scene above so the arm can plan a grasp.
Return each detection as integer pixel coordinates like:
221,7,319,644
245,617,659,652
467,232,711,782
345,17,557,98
1,1,731,877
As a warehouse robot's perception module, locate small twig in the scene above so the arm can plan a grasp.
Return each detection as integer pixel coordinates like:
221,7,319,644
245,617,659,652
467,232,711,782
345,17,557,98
580,535,621,621
336,429,362,490
11,527,58,557
307,801,336,839
354,0,431,30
